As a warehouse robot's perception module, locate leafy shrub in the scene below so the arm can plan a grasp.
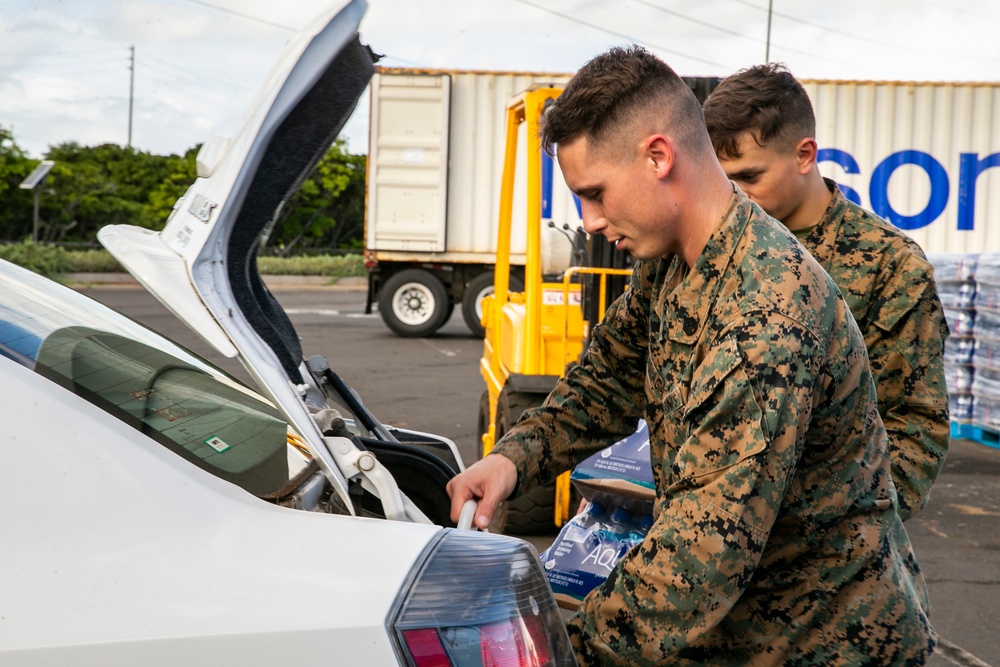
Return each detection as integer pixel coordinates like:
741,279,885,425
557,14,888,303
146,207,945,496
0,241,74,276
0,242,366,280
256,253,365,278
65,248,125,273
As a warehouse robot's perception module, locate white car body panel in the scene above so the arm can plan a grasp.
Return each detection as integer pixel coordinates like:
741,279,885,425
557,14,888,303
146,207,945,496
0,354,437,665
99,0,373,515
0,0,578,661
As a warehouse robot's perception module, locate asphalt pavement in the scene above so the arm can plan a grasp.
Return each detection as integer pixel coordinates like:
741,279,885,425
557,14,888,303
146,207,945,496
79,280,1000,666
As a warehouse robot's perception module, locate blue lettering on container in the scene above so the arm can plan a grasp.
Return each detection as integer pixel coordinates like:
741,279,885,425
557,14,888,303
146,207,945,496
542,150,582,220
817,148,862,206
870,150,949,231
958,152,1000,231
542,150,554,219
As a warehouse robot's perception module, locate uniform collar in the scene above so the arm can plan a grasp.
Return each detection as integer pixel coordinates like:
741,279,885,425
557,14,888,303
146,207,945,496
660,187,754,344
802,177,849,267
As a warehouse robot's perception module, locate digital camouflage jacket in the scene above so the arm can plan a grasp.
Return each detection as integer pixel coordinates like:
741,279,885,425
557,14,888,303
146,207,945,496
798,179,949,522
493,192,935,666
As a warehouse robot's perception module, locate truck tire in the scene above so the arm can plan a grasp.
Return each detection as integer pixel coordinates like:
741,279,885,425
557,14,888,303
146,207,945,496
461,272,495,338
463,272,524,338
488,388,556,536
379,269,451,337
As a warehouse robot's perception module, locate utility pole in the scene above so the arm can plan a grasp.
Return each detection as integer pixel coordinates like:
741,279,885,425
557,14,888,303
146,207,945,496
765,0,773,63
127,45,135,148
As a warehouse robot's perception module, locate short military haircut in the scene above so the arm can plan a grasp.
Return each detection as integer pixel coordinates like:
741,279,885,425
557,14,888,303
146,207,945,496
540,45,709,160
702,63,817,160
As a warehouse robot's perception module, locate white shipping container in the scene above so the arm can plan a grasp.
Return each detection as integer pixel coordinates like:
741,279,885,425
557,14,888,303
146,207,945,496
364,69,1000,337
364,67,576,338
366,68,573,263
804,79,1000,254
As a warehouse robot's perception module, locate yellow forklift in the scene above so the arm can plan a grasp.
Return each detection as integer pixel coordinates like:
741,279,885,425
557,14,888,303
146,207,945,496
477,85,631,535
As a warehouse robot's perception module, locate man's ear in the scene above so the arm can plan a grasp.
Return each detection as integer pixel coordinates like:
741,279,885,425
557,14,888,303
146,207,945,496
646,135,674,178
796,137,819,175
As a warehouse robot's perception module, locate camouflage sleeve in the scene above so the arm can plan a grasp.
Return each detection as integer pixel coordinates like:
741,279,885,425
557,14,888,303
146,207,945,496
567,313,823,665
864,252,950,521
491,261,654,487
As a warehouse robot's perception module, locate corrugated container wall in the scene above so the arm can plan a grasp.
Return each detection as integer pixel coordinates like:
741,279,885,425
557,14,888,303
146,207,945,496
803,80,1000,254
368,72,1000,258
367,68,572,261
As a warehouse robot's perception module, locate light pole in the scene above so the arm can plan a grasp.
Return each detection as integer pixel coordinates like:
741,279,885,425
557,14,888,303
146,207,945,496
19,160,55,244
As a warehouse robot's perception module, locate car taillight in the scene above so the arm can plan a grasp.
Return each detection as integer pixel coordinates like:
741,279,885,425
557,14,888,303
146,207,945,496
390,530,575,667
401,628,451,666
480,613,552,666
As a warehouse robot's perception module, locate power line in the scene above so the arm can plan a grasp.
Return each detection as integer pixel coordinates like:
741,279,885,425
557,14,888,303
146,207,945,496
632,0,749,39
176,0,297,31
0,58,128,73
511,0,733,70
629,0,851,65
373,54,429,69
140,53,258,95
0,47,126,60
730,0,1000,62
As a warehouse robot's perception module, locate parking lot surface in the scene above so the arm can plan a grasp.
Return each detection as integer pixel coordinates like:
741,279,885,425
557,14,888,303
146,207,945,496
82,283,999,666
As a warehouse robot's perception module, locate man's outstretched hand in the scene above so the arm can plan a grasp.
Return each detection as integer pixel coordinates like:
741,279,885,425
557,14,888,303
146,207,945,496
447,454,518,530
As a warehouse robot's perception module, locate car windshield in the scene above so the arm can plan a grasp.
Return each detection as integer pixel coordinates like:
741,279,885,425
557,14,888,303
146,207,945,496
0,261,309,497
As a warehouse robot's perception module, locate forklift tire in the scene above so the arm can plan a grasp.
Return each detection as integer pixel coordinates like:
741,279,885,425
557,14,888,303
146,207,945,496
461,273,496,338
476,390,490,448
488,389,556,536
379,269,450,337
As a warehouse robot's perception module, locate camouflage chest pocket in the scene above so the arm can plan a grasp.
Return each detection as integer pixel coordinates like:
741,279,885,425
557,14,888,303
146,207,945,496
673,337,767,488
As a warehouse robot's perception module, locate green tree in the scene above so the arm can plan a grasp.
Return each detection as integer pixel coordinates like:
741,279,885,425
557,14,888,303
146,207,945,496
145,146,199,224
0,126,365,253
39,142,196,242
0,127,37,241
268,139,366,254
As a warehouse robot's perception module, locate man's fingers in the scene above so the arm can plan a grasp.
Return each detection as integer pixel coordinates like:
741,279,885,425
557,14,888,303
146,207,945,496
475,511,493,530
446,455,518,527
447,478,475,524
473,480,510,529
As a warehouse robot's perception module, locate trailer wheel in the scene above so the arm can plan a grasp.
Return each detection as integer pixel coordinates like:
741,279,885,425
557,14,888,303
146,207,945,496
461,273,495,338
379,269,450,337
462,272,524,338
488,389,555,536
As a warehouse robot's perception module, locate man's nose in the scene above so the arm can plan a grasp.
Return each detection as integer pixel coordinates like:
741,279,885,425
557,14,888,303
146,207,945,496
581,206,608,236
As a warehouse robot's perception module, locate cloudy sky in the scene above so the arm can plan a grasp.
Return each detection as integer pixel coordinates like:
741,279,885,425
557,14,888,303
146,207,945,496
2,0,998,159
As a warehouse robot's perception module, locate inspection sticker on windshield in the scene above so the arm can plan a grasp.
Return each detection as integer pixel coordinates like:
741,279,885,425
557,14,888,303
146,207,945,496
204,436,231,453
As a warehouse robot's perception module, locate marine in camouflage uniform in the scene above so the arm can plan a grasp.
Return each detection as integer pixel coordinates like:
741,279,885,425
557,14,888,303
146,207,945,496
492,189,936,665
702,64,949,522
795,177,949,521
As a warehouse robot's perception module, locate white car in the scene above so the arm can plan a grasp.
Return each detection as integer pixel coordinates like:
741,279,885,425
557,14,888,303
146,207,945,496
0,1,573,665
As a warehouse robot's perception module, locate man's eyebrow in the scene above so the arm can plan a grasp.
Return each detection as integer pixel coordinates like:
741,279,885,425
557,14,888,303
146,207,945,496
726,168,760,180
573,185,602,199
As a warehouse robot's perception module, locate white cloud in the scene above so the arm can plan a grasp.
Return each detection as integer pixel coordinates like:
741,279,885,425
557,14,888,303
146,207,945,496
1,0,999,158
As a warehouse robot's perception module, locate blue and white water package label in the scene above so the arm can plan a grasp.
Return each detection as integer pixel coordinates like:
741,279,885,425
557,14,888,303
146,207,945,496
571,420,654,498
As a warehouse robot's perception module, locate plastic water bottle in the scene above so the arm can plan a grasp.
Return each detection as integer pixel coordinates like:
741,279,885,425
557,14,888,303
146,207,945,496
625,514,654,548
577,500,608,531
593,507,632,544
539,500,607,561
607,507,632,535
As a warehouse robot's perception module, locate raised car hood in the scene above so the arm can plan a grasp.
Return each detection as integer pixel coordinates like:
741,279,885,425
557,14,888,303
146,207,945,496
98,0,373,511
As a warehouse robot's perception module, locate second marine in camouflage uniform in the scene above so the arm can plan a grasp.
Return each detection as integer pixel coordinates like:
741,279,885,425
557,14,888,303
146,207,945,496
796,178,950,521
493,189,936,665
701,63,950,522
